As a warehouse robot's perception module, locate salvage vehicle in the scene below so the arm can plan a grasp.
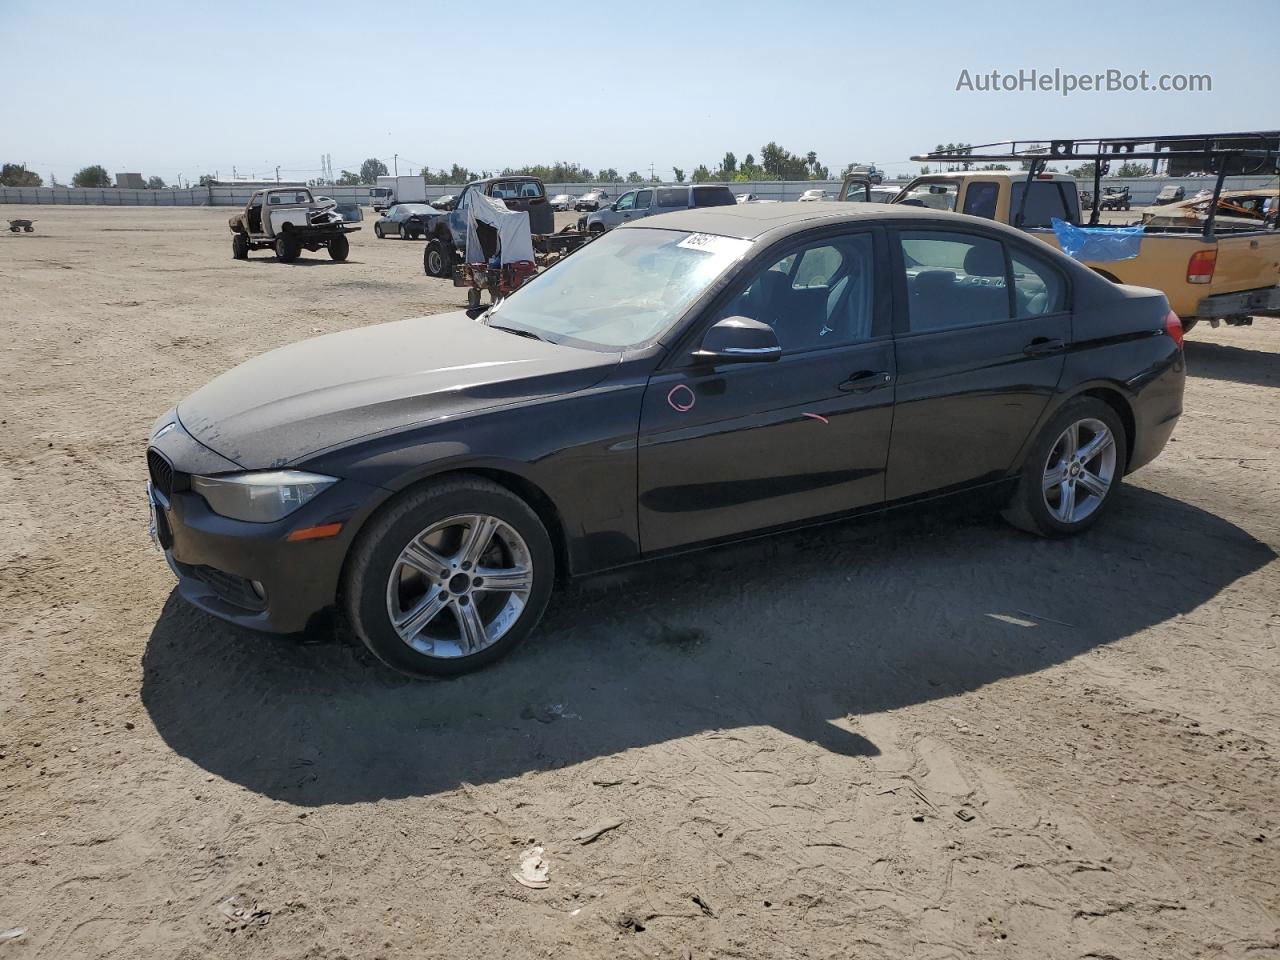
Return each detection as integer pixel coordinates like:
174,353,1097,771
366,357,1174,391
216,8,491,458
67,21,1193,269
374,202,442,240
148,201,1184,677
579,184,736,233
8,218,35,232
1140,188,1278,230
798,189,829,202
907,134,1280,331
1152,184,1186,206
1098,186,1131,211
431,194,457,211
549,193,574,211
228,187,359,263
420,175,592,278
835,174,876,203
574,190,610,211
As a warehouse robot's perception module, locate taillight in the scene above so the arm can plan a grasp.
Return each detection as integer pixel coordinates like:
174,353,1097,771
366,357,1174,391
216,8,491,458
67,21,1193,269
1165,310,1184,349
1187,249,1216,284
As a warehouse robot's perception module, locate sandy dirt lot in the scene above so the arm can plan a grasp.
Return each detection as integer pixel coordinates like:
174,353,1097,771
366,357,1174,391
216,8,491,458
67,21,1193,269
1,206,1278,959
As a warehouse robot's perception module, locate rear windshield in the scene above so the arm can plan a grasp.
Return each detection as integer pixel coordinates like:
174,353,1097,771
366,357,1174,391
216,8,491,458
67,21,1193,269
490,180,545,199
1010,181,1081,227
657,188,688,208
692,185,737,207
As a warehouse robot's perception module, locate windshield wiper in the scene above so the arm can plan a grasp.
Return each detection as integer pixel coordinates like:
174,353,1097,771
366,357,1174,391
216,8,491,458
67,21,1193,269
486,321,546,342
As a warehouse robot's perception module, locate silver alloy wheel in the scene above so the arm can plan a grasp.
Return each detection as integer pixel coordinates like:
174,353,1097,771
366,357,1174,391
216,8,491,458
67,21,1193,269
385,513,533,659
1041,417,1117,524
427,247,443,275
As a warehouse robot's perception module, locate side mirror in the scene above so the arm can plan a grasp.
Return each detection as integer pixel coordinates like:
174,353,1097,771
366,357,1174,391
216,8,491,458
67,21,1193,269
693,316,781,364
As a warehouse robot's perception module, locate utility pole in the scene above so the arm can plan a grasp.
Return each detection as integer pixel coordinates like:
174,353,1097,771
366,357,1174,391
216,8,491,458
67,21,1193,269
394,154,399,176
275,165,280,183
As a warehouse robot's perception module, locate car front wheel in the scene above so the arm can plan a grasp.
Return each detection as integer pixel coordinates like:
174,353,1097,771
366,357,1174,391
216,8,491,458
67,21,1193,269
424,238,451,277
345,476,555,677
1002,397,1127,538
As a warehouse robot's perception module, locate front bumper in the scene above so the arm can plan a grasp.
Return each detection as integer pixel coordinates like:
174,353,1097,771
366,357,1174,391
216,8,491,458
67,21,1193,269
147,420,386,633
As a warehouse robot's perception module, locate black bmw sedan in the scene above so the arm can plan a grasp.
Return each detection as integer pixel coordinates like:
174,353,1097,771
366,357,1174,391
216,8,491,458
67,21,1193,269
373,203,441,240
147,203,1185,676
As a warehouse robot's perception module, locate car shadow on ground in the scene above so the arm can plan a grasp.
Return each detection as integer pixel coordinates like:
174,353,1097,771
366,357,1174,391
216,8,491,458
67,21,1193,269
140,487,1273,806
1184,337,1280,388
247,258,356,267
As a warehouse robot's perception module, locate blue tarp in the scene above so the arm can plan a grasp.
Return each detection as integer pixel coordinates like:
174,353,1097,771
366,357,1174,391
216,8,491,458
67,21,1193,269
1051,217,1144,262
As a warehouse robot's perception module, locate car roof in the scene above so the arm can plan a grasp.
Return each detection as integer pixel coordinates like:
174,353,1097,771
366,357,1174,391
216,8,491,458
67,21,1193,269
618,200,1045,243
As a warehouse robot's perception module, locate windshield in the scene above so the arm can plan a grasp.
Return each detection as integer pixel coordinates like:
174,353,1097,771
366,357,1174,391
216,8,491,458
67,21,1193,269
486,228,752,349
898,179,959,211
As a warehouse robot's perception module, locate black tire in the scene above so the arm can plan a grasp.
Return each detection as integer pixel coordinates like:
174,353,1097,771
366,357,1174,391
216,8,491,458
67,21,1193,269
275,233,300,263
23,225,34,233
588,223,605,234
467,287,482,310
424,238,451,277
374,223,384,239
1002,396,1128,538
344,476,555,677
10,225,20,233
232,232,249,260
399,222,412,240
328,234,350,261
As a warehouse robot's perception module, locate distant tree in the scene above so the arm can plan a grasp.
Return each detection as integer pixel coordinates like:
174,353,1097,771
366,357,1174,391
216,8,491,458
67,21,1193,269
759,142,809,180
691,164,712,183
625,170,644,183
1,163,42,187
672,167,685,183
978,163,1010,171
721,151,737,177
359,158,389,184
920,165,931,174
336,169,361,186
72,164,111,188
597,167,619,182
743,153,755,167
1115,161,1149,178
146,175,165,189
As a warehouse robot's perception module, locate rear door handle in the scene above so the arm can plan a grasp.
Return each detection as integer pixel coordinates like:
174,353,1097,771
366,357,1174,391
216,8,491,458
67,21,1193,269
1023,337,1066,357
838,370,893,392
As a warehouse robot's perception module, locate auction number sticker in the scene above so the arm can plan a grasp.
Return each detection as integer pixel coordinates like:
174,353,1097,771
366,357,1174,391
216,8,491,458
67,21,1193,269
677,233,751,258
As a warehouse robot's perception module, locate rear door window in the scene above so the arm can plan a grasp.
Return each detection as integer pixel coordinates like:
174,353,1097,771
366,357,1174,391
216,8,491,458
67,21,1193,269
962,182,999,220
1010,249,1066,317
634,189,653,210
657,188,689,208
898,231,1012,332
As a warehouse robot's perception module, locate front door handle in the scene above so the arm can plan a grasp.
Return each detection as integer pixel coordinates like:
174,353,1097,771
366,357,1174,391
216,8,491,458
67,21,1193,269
839,370,893,392
1023,337,1066,357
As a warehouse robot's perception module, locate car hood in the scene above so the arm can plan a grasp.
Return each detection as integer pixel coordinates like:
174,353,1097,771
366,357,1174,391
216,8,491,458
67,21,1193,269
177,312,619,469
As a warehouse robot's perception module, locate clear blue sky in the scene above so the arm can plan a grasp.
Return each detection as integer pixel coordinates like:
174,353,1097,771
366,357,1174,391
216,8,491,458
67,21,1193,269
4,0,1278,185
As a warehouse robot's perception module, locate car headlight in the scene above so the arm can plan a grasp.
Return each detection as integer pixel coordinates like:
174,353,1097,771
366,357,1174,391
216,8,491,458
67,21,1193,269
190,470,337,523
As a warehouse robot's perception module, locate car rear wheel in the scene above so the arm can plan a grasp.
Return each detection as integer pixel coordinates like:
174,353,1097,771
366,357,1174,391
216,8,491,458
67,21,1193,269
275,234,300,263
399,222,412,240
232,232,249,260
1002,397,1127,538
328,234,350,261
345,476,555,677
424,238,451,277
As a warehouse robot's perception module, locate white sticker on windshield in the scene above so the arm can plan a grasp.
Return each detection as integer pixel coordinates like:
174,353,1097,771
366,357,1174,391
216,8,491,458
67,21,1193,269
677,233,751,258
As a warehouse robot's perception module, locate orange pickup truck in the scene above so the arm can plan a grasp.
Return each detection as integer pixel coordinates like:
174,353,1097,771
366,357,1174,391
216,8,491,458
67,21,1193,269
862,135,1280,332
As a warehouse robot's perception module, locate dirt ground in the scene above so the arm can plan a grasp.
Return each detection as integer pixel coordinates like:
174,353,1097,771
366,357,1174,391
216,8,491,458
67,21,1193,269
1,206,1277,960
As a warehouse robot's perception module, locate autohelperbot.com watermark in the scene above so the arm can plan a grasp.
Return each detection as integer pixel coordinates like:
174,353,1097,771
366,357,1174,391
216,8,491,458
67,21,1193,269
955,68,1212,96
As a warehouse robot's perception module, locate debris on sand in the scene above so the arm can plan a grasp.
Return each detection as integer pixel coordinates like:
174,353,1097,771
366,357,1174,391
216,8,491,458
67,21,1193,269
572,818,624,845
0,928,27,942
217,896,271,929
512,845,550,889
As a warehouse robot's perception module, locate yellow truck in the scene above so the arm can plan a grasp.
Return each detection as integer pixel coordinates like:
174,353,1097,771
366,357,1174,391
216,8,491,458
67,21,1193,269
853,135,1280,332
